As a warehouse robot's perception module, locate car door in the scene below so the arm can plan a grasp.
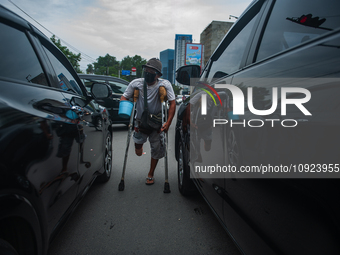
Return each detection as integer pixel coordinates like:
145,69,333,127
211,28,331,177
188,0,269,234
0,20,81,235
189,77,232,222
218,0,340,254
39,39,105,196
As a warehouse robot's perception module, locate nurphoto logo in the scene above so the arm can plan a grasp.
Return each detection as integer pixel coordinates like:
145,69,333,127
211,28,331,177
199,83,311,128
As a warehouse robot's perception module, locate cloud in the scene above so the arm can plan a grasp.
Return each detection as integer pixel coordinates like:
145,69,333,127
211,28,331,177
2,0,252,71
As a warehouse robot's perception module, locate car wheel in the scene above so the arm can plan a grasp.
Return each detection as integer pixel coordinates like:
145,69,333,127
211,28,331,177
177,140,197,196
95,117,103,131
175,129,180,161
96,132,112,183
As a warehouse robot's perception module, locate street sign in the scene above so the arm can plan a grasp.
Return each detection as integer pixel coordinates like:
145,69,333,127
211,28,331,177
131,67,136,76
122,70,130,76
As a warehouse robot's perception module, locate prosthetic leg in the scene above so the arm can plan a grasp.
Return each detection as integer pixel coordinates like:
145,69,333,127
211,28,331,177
159,86,171,193
118,88,139,191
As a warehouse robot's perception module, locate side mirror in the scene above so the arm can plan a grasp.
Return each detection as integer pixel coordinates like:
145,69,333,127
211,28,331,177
70,97,87,107
91,83,112,99
175,65,201,85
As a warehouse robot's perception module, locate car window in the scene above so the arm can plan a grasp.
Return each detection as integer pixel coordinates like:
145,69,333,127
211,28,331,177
0,23,48,86
42,43,84,95
256,0,340,61
81,78,106,92
107,81,127,94
206,3,262,83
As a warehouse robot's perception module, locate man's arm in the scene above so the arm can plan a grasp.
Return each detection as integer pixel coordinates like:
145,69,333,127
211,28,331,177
120,95,128,101
121,79,138,101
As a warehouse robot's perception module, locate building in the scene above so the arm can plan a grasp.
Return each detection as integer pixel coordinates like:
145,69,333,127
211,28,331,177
160,49,174,84
200,21,234,66
174,34,192,85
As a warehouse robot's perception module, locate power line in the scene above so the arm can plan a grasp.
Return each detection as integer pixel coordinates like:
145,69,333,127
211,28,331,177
7,0,97,63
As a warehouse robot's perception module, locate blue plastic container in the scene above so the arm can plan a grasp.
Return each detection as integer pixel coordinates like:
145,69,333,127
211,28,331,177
118,100,133,119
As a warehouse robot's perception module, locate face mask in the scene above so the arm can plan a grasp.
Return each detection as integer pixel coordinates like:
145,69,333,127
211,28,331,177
144,72,156,83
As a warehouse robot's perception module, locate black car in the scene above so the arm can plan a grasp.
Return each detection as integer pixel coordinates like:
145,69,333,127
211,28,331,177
0,5,113,255
175,0,340,254
78,74,130,125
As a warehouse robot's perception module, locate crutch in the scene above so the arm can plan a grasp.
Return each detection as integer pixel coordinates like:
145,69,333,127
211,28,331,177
159,86,171,193
118,88,139,191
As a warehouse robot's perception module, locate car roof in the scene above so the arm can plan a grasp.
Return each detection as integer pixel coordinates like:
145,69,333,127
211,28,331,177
0,5,49,40
78,74,129,85
0,5,30,29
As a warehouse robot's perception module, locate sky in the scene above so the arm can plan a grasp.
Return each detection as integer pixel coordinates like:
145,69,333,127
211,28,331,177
1,0,253,72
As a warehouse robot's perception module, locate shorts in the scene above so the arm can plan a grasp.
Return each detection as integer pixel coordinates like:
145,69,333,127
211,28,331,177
133,125,165,160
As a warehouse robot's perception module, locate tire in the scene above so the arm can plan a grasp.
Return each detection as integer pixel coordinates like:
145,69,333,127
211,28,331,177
177,141,197,196
175,129,180,161
96,132,112,183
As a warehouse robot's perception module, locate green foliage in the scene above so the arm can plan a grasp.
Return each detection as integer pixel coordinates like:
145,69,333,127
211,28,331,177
93,54,120,76
120,55,147,82
87,54,146,82
172,84,182,95
50,35,81,73
86,64,94,74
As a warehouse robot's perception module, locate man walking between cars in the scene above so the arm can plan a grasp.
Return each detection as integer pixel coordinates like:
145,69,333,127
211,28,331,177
120,58,176,185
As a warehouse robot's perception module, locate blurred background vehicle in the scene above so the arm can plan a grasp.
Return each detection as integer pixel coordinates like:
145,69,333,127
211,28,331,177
79,74,130,125
176,95,183,105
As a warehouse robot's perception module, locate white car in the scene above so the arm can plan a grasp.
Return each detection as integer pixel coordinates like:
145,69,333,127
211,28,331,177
176,95,183,105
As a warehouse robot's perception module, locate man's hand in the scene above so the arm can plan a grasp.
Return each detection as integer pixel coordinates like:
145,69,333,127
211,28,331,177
161,122,170,133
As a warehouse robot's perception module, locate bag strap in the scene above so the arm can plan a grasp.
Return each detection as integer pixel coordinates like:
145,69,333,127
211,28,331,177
143,78,163,112
143,78,148,111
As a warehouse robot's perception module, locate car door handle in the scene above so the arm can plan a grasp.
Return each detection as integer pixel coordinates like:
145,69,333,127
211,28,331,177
35,102,68,114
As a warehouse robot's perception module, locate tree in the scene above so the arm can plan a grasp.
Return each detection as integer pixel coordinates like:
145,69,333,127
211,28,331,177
50,35,81,73
86,64,94,74
120,55,147,82
88,54,147,82
172,84,182,95
93,54,120,77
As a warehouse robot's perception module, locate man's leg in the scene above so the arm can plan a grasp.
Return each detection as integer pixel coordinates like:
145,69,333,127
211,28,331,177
148,157,158,177
135,143,143,156
146,157,158,184
133,128,147,156
146,130,165,185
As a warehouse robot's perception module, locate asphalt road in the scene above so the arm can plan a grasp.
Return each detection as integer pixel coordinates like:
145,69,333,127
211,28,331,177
48,107,241,255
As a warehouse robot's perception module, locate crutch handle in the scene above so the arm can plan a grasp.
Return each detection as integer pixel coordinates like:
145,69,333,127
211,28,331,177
133,88,139,102
159,86,168,103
